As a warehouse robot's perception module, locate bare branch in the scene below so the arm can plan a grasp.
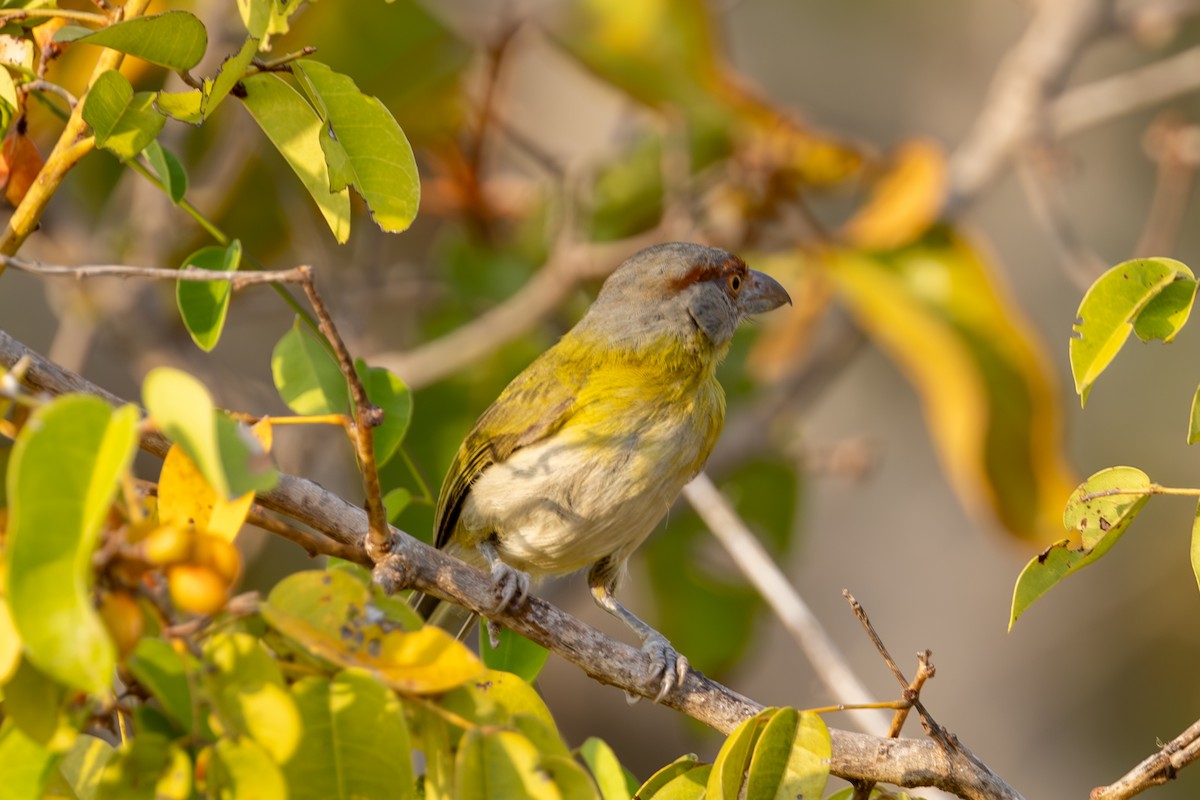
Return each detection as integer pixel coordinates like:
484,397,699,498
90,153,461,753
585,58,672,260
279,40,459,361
1052,44,1200,137
295,267,390,558
948,0,1110,206
1091,718,1200,799
1134,116,1200,257
0,328,1024,800
0,254,309,288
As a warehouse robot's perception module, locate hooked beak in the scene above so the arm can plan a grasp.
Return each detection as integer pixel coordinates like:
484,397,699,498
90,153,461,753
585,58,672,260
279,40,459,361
740,269,792,315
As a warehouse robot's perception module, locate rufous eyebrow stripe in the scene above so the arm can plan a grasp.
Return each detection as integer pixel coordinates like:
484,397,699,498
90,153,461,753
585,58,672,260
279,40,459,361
667,255,748,291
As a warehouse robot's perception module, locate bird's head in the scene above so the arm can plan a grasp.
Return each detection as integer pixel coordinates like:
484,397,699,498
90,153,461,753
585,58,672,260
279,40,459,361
576,242,792,354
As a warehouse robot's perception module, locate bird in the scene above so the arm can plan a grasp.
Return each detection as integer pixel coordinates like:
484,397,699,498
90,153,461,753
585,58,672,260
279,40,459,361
419,241,791,700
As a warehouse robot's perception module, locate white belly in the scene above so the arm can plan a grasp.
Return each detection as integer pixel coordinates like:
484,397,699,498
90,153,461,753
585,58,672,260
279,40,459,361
458,425,704,577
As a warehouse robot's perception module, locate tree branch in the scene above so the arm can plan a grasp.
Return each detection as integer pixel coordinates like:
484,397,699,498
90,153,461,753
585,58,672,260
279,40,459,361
947,0,1110,207
1091,718,1200,799
0,328,1024,800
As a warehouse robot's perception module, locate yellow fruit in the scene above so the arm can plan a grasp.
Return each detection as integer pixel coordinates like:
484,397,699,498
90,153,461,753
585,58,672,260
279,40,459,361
194,534,241,584
98,590,144,658
167,565,228,616
141,524,192,565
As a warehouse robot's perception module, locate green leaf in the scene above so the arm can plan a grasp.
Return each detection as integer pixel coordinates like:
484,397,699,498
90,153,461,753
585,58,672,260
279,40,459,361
237,0,273,39
1191,499,1200,598
261,569,483,694
143,367,277,499
540,755,602,800
1010,466,1151,628
153,90,203,124
579,738,637,800
176,241,240,352
4,658,75,751
283,670,416,800
152,36,258,124
639,763,711,799
202,632,301,763
1070,257,1196,406
142,140,188,204
272,319,349,415
56,12,208,71
707,708,829,800
96,735,191,800
127,639,193,733
455,729,559,800
293,60,420,233
240,72,351,243
708,706,760,800
0,718,57,799
440,669,559,734
206,37,259,115
5,395,137,696
82,71,166,162
743,709,829,800
0,65,18,111
634,754,704,798
0,591,20,686
382,487,412,522
356,361,412,465
57,734,114,800
1190,384,1200,445
479,626,549,683
209,738,287,800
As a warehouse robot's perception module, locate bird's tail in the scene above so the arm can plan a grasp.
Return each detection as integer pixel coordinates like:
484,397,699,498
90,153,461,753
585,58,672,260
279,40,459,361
411,592,477,641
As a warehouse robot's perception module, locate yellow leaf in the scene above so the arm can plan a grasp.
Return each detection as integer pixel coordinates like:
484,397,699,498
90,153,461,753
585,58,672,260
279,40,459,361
158,421,271,541
827,229,1076,542
841,138,947,251
261,570,484,695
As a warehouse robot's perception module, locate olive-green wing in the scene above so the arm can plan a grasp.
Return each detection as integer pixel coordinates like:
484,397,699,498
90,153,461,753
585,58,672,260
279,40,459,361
434,349,580,550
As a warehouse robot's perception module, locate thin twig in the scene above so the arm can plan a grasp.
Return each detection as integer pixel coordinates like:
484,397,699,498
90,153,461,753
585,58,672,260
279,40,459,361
250,46,317,73
1053,44,1200,137
246,507,372,567
0,254,308,287
296,267,390,560
25,80,77,110
1091,718,1200,799
1134,116,1200,257
683,473,892,738
947,0,1109,207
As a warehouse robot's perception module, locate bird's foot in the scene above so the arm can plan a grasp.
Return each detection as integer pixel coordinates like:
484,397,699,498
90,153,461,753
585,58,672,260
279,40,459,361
489,560,531,615
626,632,689,705
486,619,504,649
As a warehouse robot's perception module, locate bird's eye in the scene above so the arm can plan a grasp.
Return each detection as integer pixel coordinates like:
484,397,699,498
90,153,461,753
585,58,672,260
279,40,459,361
729,274,742,293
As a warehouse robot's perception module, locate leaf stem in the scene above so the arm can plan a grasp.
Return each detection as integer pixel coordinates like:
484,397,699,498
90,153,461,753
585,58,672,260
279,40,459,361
1079,484,1200,502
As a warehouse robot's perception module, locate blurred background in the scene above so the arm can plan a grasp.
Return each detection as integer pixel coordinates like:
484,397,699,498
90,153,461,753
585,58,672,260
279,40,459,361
5,0,1200,796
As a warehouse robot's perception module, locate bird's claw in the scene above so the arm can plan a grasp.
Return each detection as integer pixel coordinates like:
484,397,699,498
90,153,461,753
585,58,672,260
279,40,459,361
486,619,503,649
625,632,689,704
489,560,530,615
